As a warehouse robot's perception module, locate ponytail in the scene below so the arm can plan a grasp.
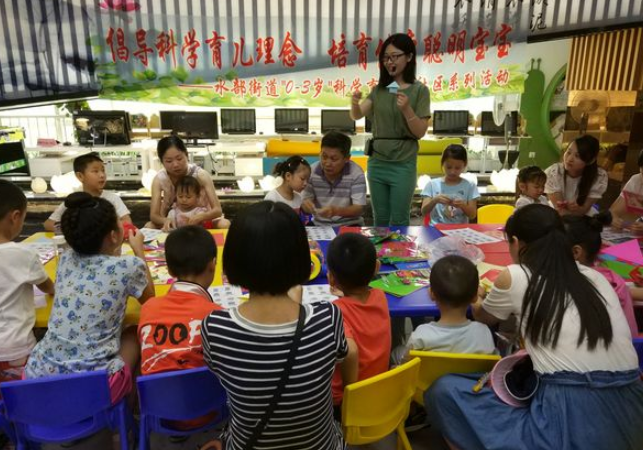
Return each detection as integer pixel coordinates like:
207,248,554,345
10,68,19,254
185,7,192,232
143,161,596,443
506,204,613,350
563,211,612,263
568,135,600,206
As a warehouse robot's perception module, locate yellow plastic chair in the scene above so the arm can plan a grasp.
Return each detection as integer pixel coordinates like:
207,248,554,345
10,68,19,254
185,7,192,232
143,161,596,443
477,204,515,225
409,350,501,405
342,358,420,450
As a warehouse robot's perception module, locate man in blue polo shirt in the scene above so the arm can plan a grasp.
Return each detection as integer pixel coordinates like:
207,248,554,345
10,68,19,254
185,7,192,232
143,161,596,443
302,131,367,226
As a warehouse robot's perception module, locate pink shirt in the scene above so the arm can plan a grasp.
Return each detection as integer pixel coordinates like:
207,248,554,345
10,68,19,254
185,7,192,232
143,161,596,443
594,267,639,337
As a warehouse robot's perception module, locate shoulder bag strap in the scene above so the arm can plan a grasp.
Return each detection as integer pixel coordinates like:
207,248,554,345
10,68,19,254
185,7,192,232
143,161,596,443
243,304,306,449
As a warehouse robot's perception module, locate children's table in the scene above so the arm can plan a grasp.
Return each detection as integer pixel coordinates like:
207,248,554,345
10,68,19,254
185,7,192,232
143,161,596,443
29,225,511,326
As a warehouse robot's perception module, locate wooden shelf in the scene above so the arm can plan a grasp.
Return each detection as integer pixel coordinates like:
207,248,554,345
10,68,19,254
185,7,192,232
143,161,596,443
563,130,630,144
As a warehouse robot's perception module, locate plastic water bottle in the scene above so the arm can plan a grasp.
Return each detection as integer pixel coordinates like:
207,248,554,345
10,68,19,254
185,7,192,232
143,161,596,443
52,235,69,262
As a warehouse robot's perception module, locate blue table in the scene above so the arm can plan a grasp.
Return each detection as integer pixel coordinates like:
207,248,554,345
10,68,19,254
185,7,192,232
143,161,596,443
314,226,445,317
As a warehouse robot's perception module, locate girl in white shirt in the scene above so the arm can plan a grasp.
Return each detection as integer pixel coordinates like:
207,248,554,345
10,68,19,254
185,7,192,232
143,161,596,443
610,148,643,233
264,156,311,215
515,165,550,210
425,204,643,450
545,135,608,216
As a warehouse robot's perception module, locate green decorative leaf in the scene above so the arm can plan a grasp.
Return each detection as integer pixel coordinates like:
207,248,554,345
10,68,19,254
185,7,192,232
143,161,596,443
171,66,190,82
144,69,158,80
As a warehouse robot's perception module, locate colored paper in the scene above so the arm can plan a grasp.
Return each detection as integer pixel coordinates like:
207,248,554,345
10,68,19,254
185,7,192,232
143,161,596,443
600,239,643,265
369,269,430,297
600,260,636,280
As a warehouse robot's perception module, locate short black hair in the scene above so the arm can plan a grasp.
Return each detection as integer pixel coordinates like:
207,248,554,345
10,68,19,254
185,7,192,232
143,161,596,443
0,180,27,219
517,165,546,184
321,130,352,157
165,226,217,279
61,192,118,255
223,201,311,295
441,144,468,165
176,176,201,195
638,149,643,168
73,152,103,173
430,255,479,308
157,135,188,160
327,233,377,290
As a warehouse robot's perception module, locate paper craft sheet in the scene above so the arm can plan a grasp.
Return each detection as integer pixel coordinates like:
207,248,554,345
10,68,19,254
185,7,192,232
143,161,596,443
302,284,339,304
369,270,430,297
601,228,637,245
306,227,336,241
20,241,56,265
207,284,338,309
441,228,503,245
139,228,167,243
600,239,643,265
208,285,244,308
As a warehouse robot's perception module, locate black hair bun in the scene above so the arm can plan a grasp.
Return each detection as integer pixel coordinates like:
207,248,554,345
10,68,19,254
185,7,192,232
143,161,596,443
64,192,97,209
589,211,612,231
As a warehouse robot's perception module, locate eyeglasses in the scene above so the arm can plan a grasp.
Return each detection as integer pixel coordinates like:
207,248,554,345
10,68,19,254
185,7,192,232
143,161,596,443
382,52,407,63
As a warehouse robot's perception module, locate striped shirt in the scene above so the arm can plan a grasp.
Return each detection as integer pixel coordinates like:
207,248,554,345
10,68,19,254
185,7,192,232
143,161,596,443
302,161,367,226
201,302,348,450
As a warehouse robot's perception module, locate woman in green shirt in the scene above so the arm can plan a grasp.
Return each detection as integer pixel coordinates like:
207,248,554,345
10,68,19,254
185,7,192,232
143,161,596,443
351,33,431,226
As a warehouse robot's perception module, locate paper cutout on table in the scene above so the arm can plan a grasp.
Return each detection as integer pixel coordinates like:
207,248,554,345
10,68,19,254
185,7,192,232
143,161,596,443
207,284,338,309
441,228,503,245
369,269,430,297
208,285,244,308
139,228,167,243
302,284,338,304
387,81,399,94
20,242,55,265
599,259,636,280
622,191,643,215
33,286,48,309
600,239,643,265
377,241,427,263
601,228,637,245
306,226,336,241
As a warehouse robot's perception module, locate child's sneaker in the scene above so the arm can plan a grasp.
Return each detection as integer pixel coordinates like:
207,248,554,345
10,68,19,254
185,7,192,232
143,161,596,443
404,408,429,432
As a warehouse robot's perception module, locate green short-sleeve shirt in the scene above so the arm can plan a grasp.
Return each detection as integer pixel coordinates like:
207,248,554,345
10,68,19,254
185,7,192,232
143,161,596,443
367,81,431,162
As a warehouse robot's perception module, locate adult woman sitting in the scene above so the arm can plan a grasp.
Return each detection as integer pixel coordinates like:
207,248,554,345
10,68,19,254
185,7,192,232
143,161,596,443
148,136,230,230
425,204,643,450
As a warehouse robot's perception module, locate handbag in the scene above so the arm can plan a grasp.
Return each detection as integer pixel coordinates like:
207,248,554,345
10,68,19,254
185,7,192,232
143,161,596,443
243,304,306,449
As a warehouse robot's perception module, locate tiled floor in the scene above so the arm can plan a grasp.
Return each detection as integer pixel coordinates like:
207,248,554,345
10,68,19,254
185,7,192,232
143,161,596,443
23,425,448,449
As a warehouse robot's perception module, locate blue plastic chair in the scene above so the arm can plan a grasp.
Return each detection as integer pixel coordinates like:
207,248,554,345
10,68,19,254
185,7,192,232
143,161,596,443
0,370,133,450
137,367,229,450
634,337,643,371
0,400,16,444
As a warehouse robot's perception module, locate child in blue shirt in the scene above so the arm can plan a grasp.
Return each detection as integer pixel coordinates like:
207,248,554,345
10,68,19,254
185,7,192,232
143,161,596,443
421,144,479,225
25,192,155,404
